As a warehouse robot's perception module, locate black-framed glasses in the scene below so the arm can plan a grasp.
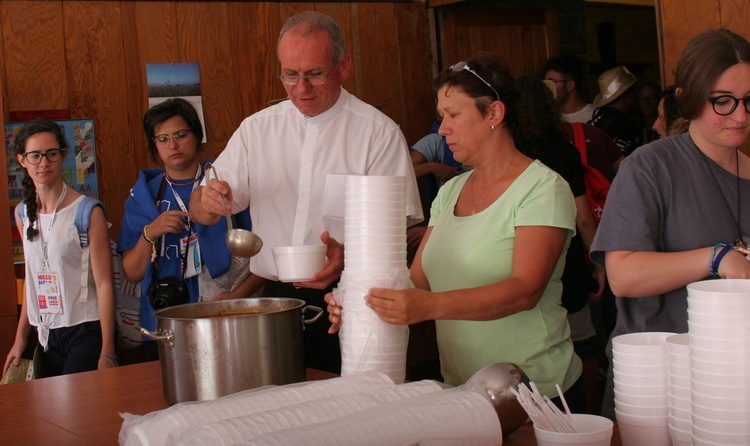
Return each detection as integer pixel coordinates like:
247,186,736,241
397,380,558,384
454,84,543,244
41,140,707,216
707,95,750,116
546,78,571,84
450,61,500,101
278,62,339,86
153,129,192,145
22,148,64,165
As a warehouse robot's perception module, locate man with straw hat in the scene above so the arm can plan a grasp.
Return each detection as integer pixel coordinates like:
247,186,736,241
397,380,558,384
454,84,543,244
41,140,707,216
589,65,641,156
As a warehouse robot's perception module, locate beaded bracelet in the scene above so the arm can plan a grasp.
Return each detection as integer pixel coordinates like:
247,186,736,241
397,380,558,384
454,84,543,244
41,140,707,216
143,224,158,263
709,243,734,277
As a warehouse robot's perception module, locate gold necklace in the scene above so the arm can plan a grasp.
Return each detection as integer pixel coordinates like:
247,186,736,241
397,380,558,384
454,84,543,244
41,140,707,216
471,151,517,214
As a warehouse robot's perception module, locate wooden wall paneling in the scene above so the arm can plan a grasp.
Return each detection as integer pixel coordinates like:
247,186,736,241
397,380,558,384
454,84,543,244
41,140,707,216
355,3,400,123
439,8,553,79
120,1,180,174
657,0,719,85
228,2,285,120
62,1,131,239
175,2,240,160
0,8,18,361
396,1,434,145
2,1,67,112
312,2,360,96
720,0,750,39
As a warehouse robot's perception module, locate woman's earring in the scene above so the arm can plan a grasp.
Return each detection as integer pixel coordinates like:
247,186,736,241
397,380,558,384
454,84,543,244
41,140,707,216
491,125,496,131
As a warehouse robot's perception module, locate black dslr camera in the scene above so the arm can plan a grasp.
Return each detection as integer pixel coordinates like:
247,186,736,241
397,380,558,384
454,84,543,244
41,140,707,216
148,276,189,310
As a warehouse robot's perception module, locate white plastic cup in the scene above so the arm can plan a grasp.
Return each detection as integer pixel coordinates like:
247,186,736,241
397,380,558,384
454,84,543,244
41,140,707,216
615,400,669,417
692,424,750,444
614,389,669,407
612,359,668,376
687,320,749,339
272,245,327,282
612,332,676,355
533,414,613,446
689,332,746,351
615,410,670,446
687,279,750,304
613,379,669,396
345,175,406,186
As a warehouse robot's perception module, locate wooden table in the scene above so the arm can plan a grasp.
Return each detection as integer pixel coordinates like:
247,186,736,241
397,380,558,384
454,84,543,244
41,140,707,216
0,361,620,445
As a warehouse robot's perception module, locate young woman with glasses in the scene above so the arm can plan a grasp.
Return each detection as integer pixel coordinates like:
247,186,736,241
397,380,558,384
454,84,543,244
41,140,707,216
590,28,750,419
3,119,116,378
327,52,584,417
116,98,264,360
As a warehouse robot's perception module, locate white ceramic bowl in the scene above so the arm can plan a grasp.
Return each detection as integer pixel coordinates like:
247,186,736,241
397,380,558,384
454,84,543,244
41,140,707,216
272,245,327,282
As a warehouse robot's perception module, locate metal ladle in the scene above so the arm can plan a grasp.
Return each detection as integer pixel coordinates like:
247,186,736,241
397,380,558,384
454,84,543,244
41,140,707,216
461,362,531,436
206,164,263,258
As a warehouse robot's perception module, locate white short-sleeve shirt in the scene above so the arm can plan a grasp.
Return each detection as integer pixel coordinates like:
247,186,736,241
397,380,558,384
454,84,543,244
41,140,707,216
210,88,423,280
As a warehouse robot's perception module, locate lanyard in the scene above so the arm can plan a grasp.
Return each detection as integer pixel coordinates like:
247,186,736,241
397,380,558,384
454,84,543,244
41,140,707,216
38,186,67,270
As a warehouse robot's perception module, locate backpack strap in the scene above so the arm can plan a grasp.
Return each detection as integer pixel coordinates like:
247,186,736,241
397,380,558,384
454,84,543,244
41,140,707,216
75,197,105,303
572,122,588,165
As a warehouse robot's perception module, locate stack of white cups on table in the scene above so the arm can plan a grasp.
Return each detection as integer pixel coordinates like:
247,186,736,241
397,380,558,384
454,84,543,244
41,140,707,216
665,333,691,446
687,279,750,446
335,175,412,384
612,331,675,446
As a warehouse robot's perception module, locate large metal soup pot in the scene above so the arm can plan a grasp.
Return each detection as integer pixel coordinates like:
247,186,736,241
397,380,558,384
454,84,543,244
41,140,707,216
137,298,323,405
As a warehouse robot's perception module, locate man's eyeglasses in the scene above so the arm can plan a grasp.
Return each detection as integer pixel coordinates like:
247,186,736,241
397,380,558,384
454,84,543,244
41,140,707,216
546,78,571,84
22,148,64,165
153,129,192,145
278,62,339,86
450,61,500,101
707,95,750,116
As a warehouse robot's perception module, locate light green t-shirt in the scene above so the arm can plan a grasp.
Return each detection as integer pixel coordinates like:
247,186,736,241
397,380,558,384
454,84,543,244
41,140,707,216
423,160,581,396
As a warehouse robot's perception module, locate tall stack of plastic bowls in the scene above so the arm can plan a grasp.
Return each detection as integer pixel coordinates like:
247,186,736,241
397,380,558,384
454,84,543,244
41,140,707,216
338,175,411,383
344,175,408,273
666,333,691,446
686,279,750,446
612,331,675,446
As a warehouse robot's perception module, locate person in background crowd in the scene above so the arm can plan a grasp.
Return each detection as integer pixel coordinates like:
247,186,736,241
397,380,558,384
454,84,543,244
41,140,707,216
591,28,750,419
517,75,604,414
4,119,116,377
634,79,661,144
543,53,596,123
190,11,423,374
117,98,264,360
589,65,642,156
408,119,462,251
327,52,584,411
653,85,688,137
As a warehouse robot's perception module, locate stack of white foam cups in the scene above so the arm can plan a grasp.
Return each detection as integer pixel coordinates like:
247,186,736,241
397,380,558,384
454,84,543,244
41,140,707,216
335,175,412,384
686,279,750,446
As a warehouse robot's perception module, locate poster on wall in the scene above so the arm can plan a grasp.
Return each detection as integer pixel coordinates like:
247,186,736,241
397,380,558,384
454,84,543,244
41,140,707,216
5,119,99,264
146,62,207,143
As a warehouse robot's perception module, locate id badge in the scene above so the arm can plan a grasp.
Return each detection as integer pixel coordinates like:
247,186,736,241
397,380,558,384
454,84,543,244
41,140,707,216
34,271,64,315
181,233,202,278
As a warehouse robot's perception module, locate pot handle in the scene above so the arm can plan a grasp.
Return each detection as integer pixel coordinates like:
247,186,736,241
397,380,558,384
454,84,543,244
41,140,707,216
302,305,324,325
135,325,174,347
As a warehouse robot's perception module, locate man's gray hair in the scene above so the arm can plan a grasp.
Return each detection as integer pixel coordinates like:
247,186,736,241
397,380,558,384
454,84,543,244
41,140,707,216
278,11,347,64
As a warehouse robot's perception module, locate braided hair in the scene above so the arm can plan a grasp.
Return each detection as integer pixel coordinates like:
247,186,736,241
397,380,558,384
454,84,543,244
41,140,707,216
14,119,68,241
